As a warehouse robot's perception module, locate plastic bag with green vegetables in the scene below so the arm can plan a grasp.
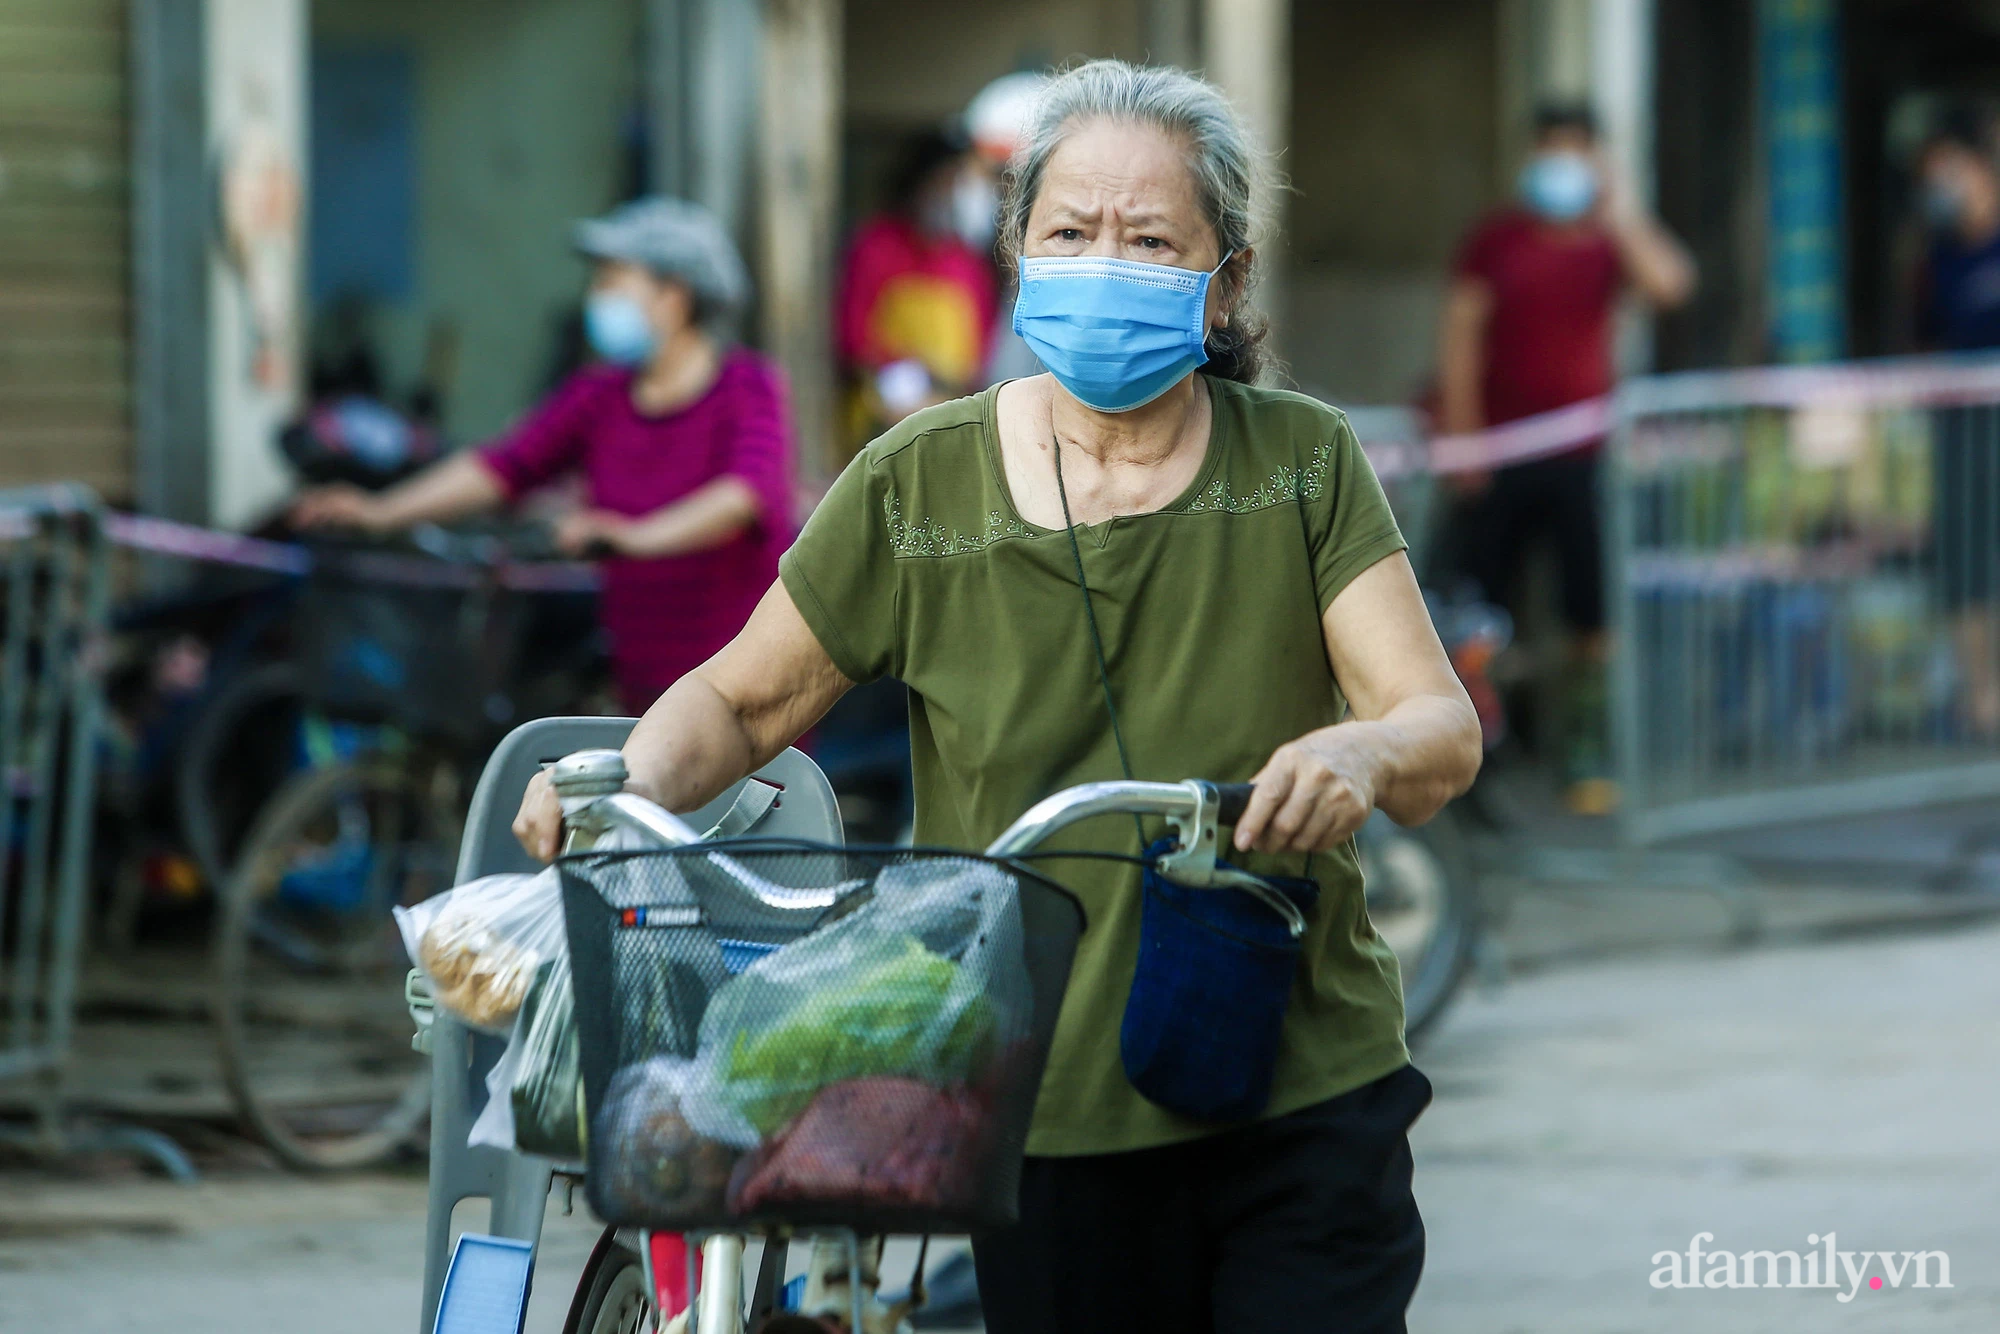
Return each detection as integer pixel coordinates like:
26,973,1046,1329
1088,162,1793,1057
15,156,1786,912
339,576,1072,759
687,857,1032,1141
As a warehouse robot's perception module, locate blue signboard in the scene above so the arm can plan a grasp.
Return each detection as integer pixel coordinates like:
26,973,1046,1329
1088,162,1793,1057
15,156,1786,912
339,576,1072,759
1761,0,1844,362
309,45,416,304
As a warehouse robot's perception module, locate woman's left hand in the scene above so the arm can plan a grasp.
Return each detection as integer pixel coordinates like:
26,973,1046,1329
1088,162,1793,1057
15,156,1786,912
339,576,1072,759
1233,727,1384,854
553,508,632,558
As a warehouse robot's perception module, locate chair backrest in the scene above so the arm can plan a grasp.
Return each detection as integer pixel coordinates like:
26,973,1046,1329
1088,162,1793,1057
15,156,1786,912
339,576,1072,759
454,716,843,883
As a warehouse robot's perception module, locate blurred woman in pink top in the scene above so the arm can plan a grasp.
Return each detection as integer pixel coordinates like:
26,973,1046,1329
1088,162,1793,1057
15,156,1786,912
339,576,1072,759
294,197,796,712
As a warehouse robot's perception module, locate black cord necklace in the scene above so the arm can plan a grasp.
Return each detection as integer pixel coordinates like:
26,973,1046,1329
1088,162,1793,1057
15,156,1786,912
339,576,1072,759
1051,430,1150,848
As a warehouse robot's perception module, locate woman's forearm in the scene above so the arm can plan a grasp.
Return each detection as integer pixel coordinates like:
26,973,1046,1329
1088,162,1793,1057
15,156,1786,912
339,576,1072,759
1318,693,1482,828
620,583,856,813
375,452,508,528
1608,210,1697,310
617,477,760,559
621,672,765,813
1436,280,1491,435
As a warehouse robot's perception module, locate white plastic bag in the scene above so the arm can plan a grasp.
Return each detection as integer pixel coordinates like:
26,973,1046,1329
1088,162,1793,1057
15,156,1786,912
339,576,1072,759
395,868,563,1034
450,823,655,1151
469,954,588,1158
468,1021,528,1151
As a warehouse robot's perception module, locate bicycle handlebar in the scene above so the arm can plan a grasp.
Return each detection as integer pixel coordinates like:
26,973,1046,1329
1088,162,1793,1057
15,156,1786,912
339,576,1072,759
1214,782,1256,826
551,757,1296,932
983,779,1258,856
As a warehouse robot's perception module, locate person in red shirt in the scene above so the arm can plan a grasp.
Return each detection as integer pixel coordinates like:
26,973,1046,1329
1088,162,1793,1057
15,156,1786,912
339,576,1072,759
834,130,1001,450
1437,103,1694,812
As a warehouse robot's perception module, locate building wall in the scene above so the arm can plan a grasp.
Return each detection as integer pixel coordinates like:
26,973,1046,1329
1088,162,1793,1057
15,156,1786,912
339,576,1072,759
313,0,644,446
1285,0,1500,406
207,0,307,530
0,0,131,498
841,0,1150,235
844,0,1145,129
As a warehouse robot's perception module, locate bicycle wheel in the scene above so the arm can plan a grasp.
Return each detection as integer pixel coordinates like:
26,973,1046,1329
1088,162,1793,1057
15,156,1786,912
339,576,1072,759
1361,805,1479,1045
213,754,461,1169
565,1233,651,1334
177,661,305,892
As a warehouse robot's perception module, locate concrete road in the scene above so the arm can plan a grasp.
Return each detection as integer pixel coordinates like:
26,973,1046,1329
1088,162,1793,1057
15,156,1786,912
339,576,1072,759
1410,920,2000,1333
3,920,1995,1333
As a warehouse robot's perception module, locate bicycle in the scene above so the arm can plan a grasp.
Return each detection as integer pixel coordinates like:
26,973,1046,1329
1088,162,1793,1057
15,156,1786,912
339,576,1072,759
209,534,551,1170
539,750,1276,1334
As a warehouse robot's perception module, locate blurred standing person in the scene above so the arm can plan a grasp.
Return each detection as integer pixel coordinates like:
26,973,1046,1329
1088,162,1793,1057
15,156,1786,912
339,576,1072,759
834,129,999,448
1914,107,2000,737
1437,103,1695,813
292,198,795,714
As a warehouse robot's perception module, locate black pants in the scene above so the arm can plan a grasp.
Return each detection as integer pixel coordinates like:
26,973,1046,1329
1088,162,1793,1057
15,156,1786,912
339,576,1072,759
1449,450,1605,634
974,1064,1432,1334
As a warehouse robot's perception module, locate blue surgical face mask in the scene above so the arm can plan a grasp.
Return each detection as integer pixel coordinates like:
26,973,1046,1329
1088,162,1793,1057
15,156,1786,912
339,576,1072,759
1519,152,1599,222
1012,252,1230,412
585,291,658,366
1924,176,1968,228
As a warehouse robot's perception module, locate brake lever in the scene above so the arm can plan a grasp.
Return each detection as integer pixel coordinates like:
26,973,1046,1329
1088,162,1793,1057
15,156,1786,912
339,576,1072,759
1156,780,1308,938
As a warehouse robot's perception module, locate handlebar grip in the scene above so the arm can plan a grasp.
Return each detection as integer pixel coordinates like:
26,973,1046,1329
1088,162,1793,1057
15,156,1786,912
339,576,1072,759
1214,783,1256,825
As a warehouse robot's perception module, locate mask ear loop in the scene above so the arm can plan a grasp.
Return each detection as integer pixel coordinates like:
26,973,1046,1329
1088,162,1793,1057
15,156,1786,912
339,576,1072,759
1203,251,1237,357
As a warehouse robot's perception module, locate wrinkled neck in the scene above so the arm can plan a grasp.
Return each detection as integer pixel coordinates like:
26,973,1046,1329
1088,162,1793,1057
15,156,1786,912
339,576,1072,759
1050,372,1202,469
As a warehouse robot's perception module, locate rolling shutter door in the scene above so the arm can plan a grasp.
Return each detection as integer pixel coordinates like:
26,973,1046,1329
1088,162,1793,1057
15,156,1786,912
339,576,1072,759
0,0,130,499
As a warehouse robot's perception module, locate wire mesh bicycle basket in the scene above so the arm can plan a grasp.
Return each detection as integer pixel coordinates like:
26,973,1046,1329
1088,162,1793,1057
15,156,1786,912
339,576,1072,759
558,840,1084,1235
294,566,522,741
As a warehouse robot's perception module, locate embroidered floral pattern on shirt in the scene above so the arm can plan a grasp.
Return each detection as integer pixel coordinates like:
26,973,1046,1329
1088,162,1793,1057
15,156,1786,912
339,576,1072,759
1183,441,1335,514
885,494,1035,558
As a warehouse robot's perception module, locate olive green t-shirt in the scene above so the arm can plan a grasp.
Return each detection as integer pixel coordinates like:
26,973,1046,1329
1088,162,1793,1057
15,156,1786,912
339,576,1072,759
779,376,1411,1155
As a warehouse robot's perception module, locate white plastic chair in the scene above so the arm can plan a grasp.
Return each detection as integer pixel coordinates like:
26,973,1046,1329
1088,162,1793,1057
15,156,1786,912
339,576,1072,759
416,716,841,1334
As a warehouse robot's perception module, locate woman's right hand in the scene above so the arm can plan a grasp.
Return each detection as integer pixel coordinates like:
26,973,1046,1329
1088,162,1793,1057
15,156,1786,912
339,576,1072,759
291,484,389,532
512,768,565,862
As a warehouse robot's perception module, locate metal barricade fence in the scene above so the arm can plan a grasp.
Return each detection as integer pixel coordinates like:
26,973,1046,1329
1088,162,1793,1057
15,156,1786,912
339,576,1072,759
0,485,190,1174
0,487,108,1148
1608,354,2000,846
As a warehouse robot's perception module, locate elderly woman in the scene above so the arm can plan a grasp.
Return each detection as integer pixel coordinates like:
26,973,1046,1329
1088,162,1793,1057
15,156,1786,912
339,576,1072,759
294,197,796,714
518,62,1479,1331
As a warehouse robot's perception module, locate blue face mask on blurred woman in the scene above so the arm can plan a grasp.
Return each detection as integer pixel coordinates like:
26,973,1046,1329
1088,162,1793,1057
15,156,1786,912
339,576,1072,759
585,292,658,366
1012,252,1230,413
1519,152,1599,222
1924,176,1969,229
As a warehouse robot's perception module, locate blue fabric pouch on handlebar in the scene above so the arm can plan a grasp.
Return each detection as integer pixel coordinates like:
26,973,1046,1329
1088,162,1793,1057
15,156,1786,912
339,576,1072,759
1120,839,1319,1124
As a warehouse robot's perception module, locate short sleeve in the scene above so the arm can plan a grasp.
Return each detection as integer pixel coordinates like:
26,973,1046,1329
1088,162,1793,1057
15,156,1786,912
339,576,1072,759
718,356,798,540
778,451,900,684
478,371,612,498
1452,214,1509,285
1308,413,1408,614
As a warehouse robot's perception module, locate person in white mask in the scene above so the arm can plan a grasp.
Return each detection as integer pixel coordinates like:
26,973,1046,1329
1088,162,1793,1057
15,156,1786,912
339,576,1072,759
1435,102,1694,815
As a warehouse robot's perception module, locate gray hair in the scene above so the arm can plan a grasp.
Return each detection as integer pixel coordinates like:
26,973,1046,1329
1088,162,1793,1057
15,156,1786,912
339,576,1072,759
1000,59,1271,385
